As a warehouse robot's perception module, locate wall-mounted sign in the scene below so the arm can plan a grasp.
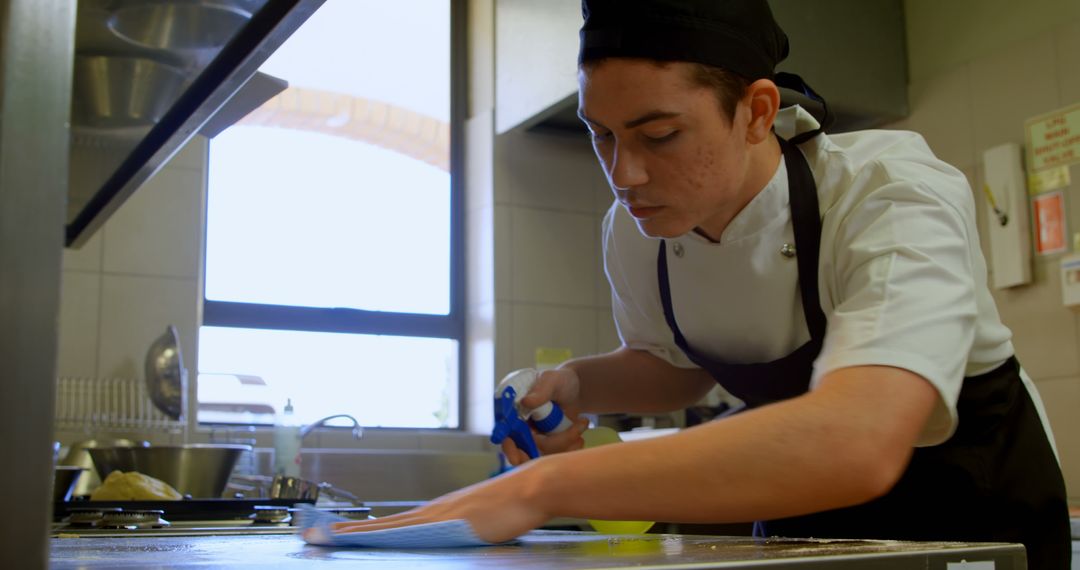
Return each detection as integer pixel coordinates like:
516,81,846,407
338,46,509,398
1060,254,1080,308
1033,190,1067,255
1025,102,1080,172
1028,165,1071,194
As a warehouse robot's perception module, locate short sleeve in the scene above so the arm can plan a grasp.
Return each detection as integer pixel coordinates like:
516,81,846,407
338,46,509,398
813,162,979,446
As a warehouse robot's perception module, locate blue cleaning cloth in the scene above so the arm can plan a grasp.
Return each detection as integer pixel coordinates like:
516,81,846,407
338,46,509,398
297,504,505,548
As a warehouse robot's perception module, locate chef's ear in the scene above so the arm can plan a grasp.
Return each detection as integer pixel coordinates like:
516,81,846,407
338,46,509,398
744,79,780,144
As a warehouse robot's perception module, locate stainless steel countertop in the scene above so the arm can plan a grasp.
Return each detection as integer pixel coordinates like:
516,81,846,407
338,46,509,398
51,530,1025,569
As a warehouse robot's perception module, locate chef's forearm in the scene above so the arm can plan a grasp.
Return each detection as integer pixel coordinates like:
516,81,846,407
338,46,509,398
524,404,860,524
561,347,715,414
525,365,936,525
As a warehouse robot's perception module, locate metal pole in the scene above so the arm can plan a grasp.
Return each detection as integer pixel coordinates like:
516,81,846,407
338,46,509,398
0,0,75,567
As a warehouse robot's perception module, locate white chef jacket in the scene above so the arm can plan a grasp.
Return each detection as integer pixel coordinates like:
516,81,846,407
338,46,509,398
603,106,1045,447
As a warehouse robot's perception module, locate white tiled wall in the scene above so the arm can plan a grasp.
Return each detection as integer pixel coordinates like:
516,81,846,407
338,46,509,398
56,137,207,382
469,0,617,407
510,207,597,306
56,272,101,379
101,167,203,279
61,230,103,273
968,37,1060,161
490,127,614,379
510,304,598,369
895,67,975,169
898,0,1080,498
1059,20,1080,103
97,274,200,380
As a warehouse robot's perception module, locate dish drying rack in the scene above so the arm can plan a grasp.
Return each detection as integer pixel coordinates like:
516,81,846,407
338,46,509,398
55,376,184,432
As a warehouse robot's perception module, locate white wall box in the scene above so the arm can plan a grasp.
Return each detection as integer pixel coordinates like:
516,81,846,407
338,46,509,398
983,142,1034,289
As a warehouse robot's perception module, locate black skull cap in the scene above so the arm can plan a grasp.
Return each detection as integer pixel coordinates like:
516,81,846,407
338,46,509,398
579,0,789,80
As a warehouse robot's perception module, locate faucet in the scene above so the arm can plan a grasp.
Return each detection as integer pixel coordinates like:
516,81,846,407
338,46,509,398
299,414,364,441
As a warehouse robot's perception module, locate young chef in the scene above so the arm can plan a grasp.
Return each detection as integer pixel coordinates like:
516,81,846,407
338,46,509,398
333,0,1071,565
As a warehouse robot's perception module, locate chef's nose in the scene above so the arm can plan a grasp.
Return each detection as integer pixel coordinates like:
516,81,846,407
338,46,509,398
608,143,648,190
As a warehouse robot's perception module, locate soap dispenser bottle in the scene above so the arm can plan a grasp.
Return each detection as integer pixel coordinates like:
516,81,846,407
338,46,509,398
273,398,302,478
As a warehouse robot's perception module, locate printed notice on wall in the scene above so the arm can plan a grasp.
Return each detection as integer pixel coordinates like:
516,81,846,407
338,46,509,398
1028,165,1071,194
1025,102,1080,172
1033,190,1067,255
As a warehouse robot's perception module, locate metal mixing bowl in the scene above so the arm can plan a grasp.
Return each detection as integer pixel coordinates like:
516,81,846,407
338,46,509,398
144,325,186,420
71,55,188,129
88,444,251,498
108,1,256,52
61,439,149,497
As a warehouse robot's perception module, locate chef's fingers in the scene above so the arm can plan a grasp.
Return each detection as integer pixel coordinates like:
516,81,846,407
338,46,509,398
498,416,588,462
332,513,427,533
536,417,588,455
332,518,421,533
331,509,416,526
520,368,579,410
501,439,531,466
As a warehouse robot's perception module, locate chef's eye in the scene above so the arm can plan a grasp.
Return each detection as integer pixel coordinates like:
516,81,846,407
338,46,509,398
645,130,679,144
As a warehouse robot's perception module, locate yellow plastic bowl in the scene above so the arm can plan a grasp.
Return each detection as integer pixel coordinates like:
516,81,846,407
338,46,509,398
582,427,655,535
588,519,656,534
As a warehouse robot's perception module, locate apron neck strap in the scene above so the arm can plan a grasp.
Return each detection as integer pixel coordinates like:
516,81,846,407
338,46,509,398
777,134,827,342
774,72,832,145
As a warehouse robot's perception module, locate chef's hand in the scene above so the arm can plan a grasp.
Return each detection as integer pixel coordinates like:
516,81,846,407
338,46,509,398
326,465,551,544
501,368,589,466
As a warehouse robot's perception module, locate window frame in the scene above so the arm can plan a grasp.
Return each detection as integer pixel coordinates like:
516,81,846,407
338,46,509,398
200,0,468,430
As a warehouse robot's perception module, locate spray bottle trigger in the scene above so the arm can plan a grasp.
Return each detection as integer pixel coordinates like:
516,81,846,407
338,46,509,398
491,386,541,459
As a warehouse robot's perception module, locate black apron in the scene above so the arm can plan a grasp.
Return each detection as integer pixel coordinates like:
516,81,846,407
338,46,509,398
657,135,1072,569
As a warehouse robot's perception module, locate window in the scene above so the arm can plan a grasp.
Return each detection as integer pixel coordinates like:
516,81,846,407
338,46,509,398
199,0,463,429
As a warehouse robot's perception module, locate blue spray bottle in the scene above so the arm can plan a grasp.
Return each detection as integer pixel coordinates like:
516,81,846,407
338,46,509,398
490,369,573,459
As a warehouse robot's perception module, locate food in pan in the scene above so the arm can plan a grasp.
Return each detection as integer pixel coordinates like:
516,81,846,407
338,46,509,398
90,471,182,501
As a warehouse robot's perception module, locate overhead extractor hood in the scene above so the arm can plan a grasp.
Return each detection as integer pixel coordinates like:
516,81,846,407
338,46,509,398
496,0,908,137
66,0,324,248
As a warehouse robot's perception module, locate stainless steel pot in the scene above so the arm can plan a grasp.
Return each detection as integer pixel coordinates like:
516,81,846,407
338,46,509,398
88,443,250,498
61,438,148,497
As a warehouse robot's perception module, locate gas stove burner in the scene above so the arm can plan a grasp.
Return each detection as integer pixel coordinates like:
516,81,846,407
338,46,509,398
53,499,320,537
99,509,170,530
252,505,291,525
66,507,123,527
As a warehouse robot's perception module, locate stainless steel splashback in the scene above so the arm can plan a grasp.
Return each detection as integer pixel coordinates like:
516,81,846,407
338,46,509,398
66,0,324,248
